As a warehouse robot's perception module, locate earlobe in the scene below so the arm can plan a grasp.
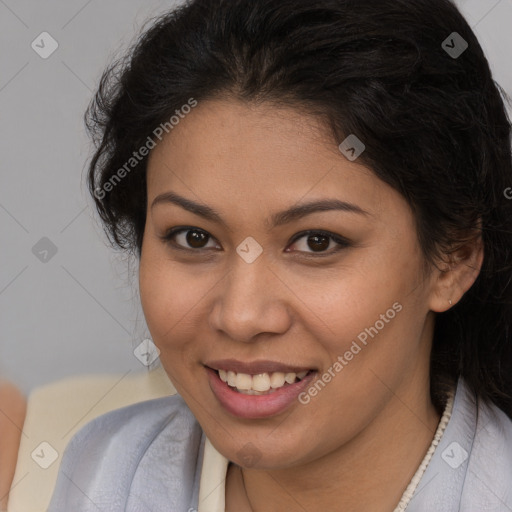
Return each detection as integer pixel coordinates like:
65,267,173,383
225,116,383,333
429,233,484,313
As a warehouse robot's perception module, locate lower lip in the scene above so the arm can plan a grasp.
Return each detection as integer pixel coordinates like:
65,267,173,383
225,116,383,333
206,367,317,419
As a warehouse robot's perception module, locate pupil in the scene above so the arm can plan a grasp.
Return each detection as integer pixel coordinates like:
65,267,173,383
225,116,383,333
187,230,208,248
308,234,329,252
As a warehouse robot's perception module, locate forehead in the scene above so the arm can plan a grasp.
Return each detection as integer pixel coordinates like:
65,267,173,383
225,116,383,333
145,98,398,221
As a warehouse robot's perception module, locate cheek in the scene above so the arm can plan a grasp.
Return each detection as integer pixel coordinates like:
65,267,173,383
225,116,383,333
139,241,215,350
285,253,418,342
139,260,198,390
293,253,427,384
139,241,185,343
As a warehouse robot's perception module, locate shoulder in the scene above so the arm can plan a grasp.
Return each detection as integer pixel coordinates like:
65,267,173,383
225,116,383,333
459,383,512,509
59,392,198,462
48,393,203,511
470,388,512,471
410,379,512,511
9,369,176,511
467,395,512,483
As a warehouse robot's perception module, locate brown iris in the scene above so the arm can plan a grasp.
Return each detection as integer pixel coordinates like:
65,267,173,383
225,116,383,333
186,230,209,248
306,234,330,252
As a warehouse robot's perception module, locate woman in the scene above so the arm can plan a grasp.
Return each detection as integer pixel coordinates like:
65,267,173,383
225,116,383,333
49,0,512,510
0,380,26,511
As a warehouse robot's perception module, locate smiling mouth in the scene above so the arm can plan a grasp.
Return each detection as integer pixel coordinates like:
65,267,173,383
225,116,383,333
210,368,314,395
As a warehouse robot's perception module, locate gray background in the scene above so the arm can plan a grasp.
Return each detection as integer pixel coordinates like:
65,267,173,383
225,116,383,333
1,0,511,395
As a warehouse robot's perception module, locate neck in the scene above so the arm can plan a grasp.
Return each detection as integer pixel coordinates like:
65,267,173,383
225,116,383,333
227,376,441,512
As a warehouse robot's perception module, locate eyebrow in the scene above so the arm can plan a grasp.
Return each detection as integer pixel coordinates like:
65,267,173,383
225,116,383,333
151,191,370,230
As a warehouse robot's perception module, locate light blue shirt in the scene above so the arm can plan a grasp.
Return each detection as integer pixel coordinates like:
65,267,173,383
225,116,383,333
48,378,512,511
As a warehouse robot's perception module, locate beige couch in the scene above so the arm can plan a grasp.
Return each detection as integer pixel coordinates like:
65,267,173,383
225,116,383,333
8,367,176,512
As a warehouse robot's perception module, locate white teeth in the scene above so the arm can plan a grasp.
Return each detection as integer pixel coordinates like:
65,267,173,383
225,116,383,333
235,372,252,390
215,369,311,393
270,372,285,388
252,373,271,392
284,372,296,384
227,371,237,387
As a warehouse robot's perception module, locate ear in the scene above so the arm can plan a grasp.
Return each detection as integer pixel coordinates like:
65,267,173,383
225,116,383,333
429,230,484,313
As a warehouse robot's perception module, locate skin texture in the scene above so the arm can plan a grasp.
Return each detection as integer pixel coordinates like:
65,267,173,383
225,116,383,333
139,98,483,511
0,380,26,510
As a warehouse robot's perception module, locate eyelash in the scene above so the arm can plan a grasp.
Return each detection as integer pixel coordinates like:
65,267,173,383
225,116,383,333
160,227,351,257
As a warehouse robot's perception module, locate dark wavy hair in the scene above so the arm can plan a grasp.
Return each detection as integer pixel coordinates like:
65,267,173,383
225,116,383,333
85,0,512,418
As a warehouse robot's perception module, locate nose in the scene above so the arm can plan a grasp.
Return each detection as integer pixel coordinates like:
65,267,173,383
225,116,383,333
208,256,292,343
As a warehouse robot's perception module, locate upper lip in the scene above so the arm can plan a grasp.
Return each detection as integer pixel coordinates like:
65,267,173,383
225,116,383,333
205,359,315,375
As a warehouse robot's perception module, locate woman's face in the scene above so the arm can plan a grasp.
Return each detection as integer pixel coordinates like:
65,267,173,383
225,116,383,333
140,98,440,469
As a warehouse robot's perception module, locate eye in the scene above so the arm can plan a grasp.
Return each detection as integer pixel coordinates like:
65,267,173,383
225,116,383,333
286,230,351,255
160,227,219,251
160,227,350,255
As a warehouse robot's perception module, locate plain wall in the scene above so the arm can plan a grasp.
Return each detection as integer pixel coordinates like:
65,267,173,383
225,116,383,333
1,0,511,395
